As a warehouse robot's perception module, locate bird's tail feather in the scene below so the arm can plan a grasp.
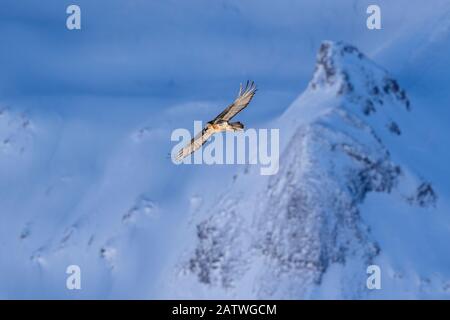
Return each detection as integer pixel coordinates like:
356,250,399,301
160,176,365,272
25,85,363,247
230,121,244,131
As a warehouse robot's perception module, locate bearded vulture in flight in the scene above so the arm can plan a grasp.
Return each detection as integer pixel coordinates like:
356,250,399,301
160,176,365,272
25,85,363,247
176,81,257,161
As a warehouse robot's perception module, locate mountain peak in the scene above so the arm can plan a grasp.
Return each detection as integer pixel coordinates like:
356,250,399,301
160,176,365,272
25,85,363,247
309,41,365,90
309,41,410,112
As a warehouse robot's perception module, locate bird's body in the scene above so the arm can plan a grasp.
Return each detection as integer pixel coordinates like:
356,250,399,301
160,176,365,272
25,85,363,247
208,120,244,132
175,81,257,162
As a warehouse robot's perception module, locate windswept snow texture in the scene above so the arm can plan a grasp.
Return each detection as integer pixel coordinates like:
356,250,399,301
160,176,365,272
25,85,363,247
1,1,450,299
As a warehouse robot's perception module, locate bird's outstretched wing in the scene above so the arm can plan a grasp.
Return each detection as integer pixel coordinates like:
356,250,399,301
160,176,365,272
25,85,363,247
175,127,215,161
212,80,257,123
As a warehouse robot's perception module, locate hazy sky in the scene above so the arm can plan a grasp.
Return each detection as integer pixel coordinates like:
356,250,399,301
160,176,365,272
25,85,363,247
1,0,446,104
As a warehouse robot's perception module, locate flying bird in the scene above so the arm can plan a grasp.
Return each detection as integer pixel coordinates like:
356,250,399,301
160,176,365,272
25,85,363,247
175,81,257,162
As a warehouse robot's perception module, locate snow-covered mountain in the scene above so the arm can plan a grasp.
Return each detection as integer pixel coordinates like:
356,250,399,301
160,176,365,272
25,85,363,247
1,38,449,299
167,41,447,299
